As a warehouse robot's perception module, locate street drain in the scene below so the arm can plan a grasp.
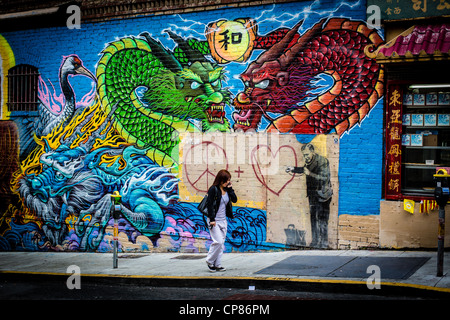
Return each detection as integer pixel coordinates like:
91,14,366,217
118,254,149,259
172,255,207,260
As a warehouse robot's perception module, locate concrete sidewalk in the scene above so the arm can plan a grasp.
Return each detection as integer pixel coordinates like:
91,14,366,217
1,250,450,297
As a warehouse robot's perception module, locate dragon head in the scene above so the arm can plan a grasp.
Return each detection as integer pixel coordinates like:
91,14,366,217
25,143,88,204
17,141,94,246
140,31,232,132
177,61,231,131
17,138,125,246
233,19,324,131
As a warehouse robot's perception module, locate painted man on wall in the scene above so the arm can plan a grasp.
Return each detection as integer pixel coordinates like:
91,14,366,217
287,143,333,248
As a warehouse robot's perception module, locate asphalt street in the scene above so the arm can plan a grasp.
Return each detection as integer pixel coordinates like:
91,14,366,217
0,276,425,300
1,249,449,305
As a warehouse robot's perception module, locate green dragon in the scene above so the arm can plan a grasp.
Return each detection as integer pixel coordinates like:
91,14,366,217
96,30,231,168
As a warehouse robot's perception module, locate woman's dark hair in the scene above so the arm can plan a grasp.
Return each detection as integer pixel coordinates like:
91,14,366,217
212,169,231,186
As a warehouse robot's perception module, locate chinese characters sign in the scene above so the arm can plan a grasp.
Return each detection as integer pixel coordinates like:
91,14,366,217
369,0,450,20
386,85,403,199
206,18,257,63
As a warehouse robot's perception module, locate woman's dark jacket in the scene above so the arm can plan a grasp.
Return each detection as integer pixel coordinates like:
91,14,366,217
206,185,237,222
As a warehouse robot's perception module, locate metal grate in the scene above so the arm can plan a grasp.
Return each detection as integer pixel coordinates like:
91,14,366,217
7,64,40,112
171,255,207,260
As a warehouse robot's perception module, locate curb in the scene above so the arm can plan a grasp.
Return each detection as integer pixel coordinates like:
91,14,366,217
1,270,450,299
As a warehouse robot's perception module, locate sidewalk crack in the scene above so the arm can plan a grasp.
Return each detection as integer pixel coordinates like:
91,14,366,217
326,256,358,277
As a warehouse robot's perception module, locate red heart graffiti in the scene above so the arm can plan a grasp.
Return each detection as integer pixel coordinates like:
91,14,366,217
251,144,298,196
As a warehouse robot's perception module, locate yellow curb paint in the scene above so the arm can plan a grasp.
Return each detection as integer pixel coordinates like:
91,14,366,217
1,270,449,294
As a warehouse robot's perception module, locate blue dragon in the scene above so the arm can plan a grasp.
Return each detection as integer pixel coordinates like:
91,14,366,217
17,103,179,251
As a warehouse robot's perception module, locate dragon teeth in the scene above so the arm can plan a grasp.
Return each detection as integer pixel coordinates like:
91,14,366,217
210,105,224,111
206,104,225,123
236,120,250,126
207,114,223,122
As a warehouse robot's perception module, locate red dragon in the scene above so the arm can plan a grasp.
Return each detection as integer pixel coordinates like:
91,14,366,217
232,18,384,135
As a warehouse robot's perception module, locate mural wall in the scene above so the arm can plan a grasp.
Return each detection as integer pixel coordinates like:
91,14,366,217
0,0,384,252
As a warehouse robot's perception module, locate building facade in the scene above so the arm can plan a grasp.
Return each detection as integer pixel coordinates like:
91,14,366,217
0,0,448,252
368,0,450,248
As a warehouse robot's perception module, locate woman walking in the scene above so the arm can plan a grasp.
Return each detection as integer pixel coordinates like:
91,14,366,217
205,169,237,272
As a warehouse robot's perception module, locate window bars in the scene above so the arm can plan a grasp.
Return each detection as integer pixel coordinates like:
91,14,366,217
7,64,40,112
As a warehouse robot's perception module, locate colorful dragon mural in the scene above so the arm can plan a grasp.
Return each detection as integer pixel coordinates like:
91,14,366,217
0,6,384,252
96,30,232,168
18,138,178,250
233,18,384,135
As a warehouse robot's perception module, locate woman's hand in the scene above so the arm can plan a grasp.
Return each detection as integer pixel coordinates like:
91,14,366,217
210,221,216,229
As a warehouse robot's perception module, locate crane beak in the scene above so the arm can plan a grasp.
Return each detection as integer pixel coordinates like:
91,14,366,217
75,65,96,81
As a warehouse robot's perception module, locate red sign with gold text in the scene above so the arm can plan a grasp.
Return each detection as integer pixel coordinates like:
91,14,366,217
385,85,403,199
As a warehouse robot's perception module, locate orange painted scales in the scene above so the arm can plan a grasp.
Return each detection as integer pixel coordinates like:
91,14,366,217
233,18,384,135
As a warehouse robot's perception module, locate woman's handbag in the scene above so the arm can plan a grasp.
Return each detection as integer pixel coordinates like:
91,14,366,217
197,194,209,216
197,186,218,217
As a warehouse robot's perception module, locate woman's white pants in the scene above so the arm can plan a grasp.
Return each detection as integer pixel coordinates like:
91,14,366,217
206,219,227,267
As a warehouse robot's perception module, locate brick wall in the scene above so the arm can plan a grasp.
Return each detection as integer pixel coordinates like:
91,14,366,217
338,101,384,217
338,214,380,249
80,0,298,22
0,0,299,22
0,0,388,252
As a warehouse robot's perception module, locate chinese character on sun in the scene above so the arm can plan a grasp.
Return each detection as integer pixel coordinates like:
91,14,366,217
219,30,243,50
206,18,257,63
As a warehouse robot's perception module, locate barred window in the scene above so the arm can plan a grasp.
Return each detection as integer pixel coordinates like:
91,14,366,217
7,64,40,112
